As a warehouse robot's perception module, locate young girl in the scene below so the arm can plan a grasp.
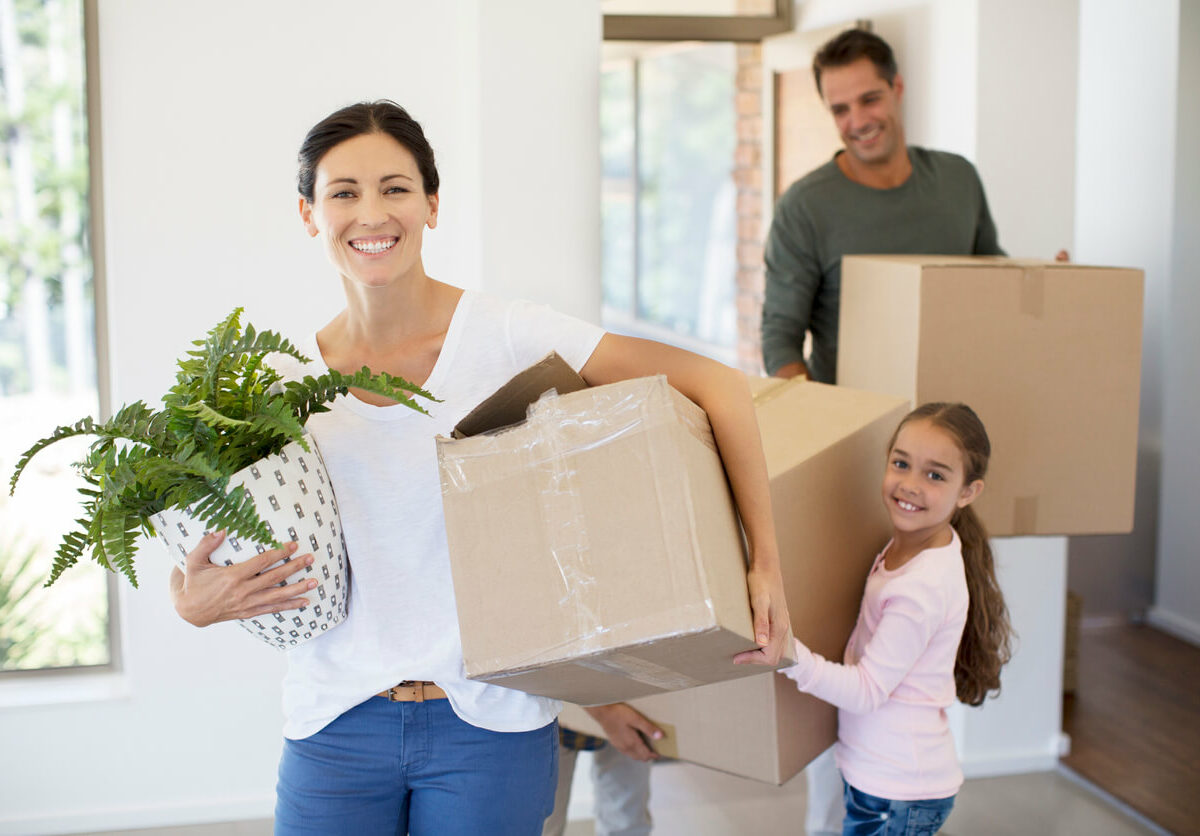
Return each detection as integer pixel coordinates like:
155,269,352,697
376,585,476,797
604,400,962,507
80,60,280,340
784,402,1012,836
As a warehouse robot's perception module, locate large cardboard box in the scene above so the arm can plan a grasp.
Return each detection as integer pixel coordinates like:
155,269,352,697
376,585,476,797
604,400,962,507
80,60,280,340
438,356,788,706
838,255,1144,536
561,378,910,784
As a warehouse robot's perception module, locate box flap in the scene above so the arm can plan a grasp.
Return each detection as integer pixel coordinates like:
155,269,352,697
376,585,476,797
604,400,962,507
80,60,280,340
451,351,587,438
842,254,1138,272
842,254,1012,269
749,377,909,478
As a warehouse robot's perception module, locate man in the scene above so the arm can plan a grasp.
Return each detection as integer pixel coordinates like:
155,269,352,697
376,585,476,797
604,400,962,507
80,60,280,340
543,704,662,836
761,27,1006,836
760,28,1004,383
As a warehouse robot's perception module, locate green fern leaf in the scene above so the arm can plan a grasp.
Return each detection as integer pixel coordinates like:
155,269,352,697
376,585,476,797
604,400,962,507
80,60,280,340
45,525,87,587
10,416,96,494
101,510,140,588
177,400,252,432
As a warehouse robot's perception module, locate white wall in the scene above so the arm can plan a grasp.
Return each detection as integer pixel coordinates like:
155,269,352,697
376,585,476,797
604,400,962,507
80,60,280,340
0,2,600,833
974,0,1077,259
1152,0,1200,644
477,4,603,320
1068,0,1180,620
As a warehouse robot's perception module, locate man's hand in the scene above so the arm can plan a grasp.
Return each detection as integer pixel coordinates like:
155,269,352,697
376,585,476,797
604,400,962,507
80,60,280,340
584,703,664,762
169,531,316,627
1055,250,1070,262
733,563,791,666
772,361,808,380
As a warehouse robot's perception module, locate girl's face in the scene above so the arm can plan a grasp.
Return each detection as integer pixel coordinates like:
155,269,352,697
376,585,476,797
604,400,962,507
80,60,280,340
881,418,983,541
299,131,438,290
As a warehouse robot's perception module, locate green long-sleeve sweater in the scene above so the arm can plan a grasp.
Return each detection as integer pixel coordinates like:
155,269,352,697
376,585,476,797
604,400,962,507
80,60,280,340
761,147,1004,383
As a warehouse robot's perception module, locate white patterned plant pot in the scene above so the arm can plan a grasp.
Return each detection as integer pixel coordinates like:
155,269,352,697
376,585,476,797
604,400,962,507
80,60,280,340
153,435,349,649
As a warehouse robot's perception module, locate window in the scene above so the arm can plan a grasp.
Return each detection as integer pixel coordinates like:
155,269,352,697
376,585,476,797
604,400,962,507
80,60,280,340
601,41,738,363
601,0,792,42
0,0,112,673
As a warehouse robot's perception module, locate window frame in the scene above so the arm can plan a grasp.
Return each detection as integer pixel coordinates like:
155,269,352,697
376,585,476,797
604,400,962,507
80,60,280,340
0,0,120,682
603,0,792,42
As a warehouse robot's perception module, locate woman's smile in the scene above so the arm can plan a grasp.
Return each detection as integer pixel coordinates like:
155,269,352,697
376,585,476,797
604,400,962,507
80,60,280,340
350,236,399,255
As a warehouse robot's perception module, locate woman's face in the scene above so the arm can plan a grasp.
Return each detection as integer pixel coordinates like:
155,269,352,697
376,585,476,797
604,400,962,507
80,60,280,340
300,131,438,290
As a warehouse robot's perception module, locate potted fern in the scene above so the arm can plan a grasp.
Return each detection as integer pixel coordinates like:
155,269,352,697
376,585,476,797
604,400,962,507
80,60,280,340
8,308,436,648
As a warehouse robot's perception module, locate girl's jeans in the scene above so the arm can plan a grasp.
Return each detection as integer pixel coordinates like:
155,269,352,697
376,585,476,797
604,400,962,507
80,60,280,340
842,780,956,836
275,696,558,835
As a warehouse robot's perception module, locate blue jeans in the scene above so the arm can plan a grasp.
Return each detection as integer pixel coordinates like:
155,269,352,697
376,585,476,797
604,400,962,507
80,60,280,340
275,696,559,835
842,781,955,836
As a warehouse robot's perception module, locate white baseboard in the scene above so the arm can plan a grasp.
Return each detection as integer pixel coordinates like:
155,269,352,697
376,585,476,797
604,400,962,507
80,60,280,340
0,796,274,836
960,733,1067,779
1145,606,1200,648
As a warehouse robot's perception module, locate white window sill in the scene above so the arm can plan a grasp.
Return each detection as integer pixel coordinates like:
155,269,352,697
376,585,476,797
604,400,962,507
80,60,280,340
0,669,130,709
601,306,738,366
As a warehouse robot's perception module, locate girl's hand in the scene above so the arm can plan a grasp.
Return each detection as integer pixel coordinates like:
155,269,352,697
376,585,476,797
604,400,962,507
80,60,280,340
169,530,316,627
733,562,791,666
583,703,664,761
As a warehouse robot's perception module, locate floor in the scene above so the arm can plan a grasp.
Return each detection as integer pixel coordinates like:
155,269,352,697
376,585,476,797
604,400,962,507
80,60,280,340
1061,623,1200,836
82,624,1193,836
81,765,1163,836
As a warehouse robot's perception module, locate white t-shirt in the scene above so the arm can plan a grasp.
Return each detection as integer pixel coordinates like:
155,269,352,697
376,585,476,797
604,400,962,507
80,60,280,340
271,290,605,739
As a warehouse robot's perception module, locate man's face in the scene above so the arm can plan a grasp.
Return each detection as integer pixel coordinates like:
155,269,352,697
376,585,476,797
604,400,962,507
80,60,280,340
821,57,905,167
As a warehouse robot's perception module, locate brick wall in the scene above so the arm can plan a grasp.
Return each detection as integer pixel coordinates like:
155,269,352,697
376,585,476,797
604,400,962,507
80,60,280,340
733,44,765,374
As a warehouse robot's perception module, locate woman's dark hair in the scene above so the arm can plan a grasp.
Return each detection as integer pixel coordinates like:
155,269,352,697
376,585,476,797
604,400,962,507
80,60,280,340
297,100,439,201
888,402,1014,706
812,28,899,97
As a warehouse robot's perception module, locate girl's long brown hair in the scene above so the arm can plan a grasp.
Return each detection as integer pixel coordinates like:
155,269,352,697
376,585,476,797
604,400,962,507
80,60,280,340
890,403,1014,706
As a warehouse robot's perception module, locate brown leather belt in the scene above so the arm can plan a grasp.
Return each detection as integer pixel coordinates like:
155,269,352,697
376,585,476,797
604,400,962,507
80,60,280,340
376,680,447,702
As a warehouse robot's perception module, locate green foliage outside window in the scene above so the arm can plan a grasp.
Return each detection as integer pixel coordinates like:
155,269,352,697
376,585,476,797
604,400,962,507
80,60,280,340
1,0,104,671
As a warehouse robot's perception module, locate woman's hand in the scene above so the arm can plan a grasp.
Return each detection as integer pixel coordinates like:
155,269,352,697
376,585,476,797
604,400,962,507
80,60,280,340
169,530,316,627
733,561,791,666
583,703,665,762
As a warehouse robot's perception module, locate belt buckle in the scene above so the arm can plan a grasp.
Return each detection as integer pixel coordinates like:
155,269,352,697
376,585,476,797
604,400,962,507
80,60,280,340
388,680,424,702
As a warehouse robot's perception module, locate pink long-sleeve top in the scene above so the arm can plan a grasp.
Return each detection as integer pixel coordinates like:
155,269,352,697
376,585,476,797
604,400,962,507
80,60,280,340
783,531,969,801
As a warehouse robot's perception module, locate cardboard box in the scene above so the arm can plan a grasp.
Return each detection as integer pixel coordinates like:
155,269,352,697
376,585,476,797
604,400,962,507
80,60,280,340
561,378,910,784
560,671,825,786
438,355,788,706
838,255,1144,536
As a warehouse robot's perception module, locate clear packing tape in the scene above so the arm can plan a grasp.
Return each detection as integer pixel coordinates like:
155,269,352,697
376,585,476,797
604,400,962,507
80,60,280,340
437,372,743,693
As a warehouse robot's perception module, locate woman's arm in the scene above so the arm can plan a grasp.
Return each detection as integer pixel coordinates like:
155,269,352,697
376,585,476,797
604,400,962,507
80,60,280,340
580,333,789,666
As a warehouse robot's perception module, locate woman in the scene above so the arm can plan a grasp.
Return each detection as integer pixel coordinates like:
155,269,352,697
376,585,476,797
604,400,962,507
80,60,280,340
169,100,788,835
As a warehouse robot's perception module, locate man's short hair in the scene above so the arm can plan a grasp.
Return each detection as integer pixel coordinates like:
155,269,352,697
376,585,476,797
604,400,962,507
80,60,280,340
812,29,899,97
